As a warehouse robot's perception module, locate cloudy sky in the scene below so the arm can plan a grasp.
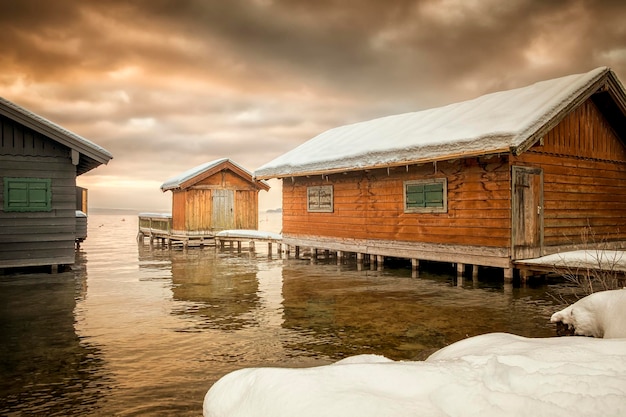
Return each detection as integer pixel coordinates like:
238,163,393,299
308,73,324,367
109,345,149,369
1,0,625,211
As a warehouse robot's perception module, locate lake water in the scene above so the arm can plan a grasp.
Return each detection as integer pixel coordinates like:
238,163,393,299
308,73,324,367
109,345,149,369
0,210,572,416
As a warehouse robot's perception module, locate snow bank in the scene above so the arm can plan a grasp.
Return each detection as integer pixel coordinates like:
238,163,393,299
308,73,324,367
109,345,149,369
204,333,626,417
204,291,626,417
550,289,626,338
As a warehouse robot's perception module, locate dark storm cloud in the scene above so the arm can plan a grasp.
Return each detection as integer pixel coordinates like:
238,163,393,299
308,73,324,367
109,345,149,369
1,0,625,209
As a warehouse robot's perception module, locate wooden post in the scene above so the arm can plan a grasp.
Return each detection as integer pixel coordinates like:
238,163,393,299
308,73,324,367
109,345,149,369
377,255,384,270
337,251,343,265
411,259,419,278
295,246,300,259
503,267,514,282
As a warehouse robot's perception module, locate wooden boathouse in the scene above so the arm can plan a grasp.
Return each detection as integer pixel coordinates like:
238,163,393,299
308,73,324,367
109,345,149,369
254,67,626,281
139,158,270,246
0,96,113,272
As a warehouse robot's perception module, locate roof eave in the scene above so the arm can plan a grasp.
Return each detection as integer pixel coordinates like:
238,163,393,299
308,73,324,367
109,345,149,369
254,148,512,180
0,99,113,166
163,159,271,191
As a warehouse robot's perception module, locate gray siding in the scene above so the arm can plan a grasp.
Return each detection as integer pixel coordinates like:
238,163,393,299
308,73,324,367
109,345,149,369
1,114,77,268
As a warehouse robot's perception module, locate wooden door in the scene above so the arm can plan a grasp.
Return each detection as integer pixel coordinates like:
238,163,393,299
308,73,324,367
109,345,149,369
512,166,543,259
212,189,235,231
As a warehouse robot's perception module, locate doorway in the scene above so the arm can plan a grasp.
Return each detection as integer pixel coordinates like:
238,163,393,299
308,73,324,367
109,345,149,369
512,166,544,259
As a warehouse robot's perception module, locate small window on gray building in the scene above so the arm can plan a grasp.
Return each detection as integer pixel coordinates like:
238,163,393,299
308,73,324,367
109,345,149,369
3,178,52,212
404,178,447,213
307,185,333,212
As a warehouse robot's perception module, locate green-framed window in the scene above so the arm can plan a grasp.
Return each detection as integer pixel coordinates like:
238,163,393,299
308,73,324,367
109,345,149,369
3,177,52,212
404,178,447,213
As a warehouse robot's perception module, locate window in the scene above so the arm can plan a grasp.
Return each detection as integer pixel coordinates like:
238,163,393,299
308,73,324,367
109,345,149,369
404,178,447,213
3,177,52,212
307,185,333,212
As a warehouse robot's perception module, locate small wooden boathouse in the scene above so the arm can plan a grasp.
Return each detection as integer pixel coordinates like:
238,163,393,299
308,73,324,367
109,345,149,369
255,67,626,281
138,158,270,246
0,96,112,271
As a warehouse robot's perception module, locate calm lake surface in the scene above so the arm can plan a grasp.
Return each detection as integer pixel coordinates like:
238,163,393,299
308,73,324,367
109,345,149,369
1,210,573,416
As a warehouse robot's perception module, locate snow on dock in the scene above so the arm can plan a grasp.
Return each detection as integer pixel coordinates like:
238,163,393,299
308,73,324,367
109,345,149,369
514,250,626,277
215,229,282,253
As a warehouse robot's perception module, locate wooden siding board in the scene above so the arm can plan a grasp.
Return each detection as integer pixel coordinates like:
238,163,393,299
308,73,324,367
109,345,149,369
0,151,77,268
169,167,263,234
283,157,512,248
512,97,626,249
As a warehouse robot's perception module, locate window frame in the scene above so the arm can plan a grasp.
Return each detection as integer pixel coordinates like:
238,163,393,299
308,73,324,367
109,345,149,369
3,177,52,212
403,178,447,214
307,185,334,213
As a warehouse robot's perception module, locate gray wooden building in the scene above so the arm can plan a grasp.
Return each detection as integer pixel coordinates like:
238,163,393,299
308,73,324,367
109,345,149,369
0,96,113,271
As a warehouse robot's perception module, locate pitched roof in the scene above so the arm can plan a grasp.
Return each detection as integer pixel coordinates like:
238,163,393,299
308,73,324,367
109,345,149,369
255,67,626,179
0,96,113,175
161,158,270,191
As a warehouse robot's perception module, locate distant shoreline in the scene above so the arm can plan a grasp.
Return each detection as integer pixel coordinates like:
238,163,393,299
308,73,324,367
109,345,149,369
90,207,283,215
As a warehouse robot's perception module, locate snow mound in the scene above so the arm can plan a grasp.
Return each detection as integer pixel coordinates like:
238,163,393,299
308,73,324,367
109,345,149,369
203,332,626,417
550,289,626,338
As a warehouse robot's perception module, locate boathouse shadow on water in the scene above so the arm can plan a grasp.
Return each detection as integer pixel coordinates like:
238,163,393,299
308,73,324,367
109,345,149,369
138,245,265,332
0,251,112,416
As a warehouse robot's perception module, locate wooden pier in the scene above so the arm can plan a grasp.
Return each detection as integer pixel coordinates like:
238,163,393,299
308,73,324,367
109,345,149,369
137,213,215,248
514,250,626,283
138,212,626,284
215,230,283,254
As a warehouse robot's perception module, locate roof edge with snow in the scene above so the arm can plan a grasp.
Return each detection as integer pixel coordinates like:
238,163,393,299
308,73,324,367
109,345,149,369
255,67,626,180
0,96,113,175
161,158,270,192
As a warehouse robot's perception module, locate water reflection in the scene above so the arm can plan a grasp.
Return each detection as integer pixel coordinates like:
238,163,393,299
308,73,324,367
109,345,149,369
1,212,569,416
0,260,110,416
280,259,559,360
171,250,261,331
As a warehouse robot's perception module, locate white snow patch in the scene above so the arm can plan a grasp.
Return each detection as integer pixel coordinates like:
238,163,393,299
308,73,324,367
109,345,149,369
215,229,282,240
204,333,626,417
520,250,626,272
550,289,626,338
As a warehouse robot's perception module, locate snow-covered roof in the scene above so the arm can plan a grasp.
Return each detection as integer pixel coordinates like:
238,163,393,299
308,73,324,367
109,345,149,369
0,96,113,175
255,67,625,179
161,158,270,191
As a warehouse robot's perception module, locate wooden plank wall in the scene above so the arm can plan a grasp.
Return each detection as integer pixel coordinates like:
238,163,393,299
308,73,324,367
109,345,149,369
234,190,258,229
171,170,260,233
283,156,511,248
513,99,626,248
0,116,76,268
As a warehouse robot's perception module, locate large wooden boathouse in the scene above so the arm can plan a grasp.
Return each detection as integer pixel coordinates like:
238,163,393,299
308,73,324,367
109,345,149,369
254,67,626,281
139,158,270,246
0,96,113,271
